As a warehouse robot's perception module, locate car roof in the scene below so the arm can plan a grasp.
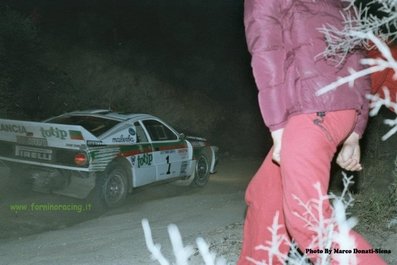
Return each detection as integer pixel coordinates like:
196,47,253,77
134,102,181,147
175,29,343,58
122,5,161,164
62,109,158,122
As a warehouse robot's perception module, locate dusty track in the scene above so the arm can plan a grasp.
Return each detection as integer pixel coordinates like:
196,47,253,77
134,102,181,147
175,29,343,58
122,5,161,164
0,157,259,264
0,157,396,265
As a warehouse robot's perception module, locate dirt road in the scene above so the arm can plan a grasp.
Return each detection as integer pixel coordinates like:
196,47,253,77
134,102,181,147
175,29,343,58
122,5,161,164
1,157,396,265
0,157,261,265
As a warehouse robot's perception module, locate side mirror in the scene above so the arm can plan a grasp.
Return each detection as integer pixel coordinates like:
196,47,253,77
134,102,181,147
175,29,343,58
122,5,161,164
179,133,186,140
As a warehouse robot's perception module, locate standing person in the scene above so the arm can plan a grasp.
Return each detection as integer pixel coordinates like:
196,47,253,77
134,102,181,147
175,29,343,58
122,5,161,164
238,0,388,264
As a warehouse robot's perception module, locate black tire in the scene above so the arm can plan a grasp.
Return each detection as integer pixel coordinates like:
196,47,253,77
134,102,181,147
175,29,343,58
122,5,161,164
95,165,129,209
192,154,210,187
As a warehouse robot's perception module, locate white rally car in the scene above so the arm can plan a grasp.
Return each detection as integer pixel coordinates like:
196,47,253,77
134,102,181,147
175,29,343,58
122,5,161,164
0,110,218,208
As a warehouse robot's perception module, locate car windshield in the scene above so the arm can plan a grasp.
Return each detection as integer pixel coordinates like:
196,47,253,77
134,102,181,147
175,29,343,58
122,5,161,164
46,115,119,137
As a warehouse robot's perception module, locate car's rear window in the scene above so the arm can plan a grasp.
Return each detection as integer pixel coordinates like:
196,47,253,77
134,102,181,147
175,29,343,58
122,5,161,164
46,115,119,137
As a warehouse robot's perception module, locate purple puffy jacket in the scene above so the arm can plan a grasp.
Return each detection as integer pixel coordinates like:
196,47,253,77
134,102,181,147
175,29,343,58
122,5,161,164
244,0,370,137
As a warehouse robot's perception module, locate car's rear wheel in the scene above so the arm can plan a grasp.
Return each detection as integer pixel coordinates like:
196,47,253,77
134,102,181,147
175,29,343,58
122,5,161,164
95,165,129,209
192,154,210,187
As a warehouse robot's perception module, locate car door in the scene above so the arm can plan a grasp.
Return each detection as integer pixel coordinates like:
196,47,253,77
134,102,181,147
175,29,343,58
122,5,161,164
129,121,157,187
100,121,157,187
141,119,190,181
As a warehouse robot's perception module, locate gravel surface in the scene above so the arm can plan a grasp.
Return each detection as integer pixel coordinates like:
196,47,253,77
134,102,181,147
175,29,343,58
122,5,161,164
0,157,396,265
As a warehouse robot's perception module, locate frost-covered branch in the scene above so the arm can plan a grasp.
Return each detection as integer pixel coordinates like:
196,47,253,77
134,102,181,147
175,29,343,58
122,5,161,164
142,173,361,265
316,30,397,138
329,173,356,210
291,183,334,265
249,212,290,265
246,174,358,265
317,0,397,113
331,199,358,265
196,237,227,265
142,219,170,265
366,87,397,140
316,31,397,95
142,219,227,265
168,224,195,265
319,0,397,62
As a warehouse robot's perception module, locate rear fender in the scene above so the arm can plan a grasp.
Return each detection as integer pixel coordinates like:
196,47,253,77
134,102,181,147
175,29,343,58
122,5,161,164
106,157,133,192
193,145,218,173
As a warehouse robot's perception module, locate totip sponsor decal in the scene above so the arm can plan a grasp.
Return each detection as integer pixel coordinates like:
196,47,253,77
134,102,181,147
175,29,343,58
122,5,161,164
41,127,68,140
137,153,153,168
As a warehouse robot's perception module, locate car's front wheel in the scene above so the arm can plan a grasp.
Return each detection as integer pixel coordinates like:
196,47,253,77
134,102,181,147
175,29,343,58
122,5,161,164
95,165,129,209
192,154,210,187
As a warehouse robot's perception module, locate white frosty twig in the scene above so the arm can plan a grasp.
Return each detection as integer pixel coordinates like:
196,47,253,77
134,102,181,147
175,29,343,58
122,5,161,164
142,176,363,265
329,173,355,210
319,0,397,62
366,87,397,140
251,211,290,265
316,32,397,96
331,199,358,265
196,237,227,265
142,219,170,265
142,219,227,265
317,0,397,127
246,174,358,265
168,224,194,265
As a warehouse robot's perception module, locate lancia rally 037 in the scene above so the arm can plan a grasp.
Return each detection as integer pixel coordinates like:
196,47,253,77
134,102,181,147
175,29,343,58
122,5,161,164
0,110,218,208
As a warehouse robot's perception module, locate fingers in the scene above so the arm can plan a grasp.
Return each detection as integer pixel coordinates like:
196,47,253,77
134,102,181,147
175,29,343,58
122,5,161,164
336,146,362,171
337,135,362,172
338,158,362,171
337,141,362,171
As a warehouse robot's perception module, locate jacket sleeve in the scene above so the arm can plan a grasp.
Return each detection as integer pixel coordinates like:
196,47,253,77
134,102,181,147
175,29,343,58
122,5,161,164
353,74,371,138
244,0,288,131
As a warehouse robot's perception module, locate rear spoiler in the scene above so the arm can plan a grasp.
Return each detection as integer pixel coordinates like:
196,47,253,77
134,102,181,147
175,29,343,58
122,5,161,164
0,118,98,149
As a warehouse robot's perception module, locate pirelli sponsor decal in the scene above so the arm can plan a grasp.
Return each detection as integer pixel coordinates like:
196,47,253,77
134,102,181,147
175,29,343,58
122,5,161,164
15,145,52,161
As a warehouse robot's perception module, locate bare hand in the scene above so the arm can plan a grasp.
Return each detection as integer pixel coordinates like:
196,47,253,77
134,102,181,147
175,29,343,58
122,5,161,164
271,128,284,164
336,132,362,171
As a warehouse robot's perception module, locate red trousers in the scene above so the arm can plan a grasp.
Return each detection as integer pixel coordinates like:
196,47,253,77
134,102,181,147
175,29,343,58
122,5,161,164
238,110,387,265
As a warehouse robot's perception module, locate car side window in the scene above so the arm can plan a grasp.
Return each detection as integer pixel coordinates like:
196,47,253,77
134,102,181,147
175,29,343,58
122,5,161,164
134,122,148,143
142,120,177,141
